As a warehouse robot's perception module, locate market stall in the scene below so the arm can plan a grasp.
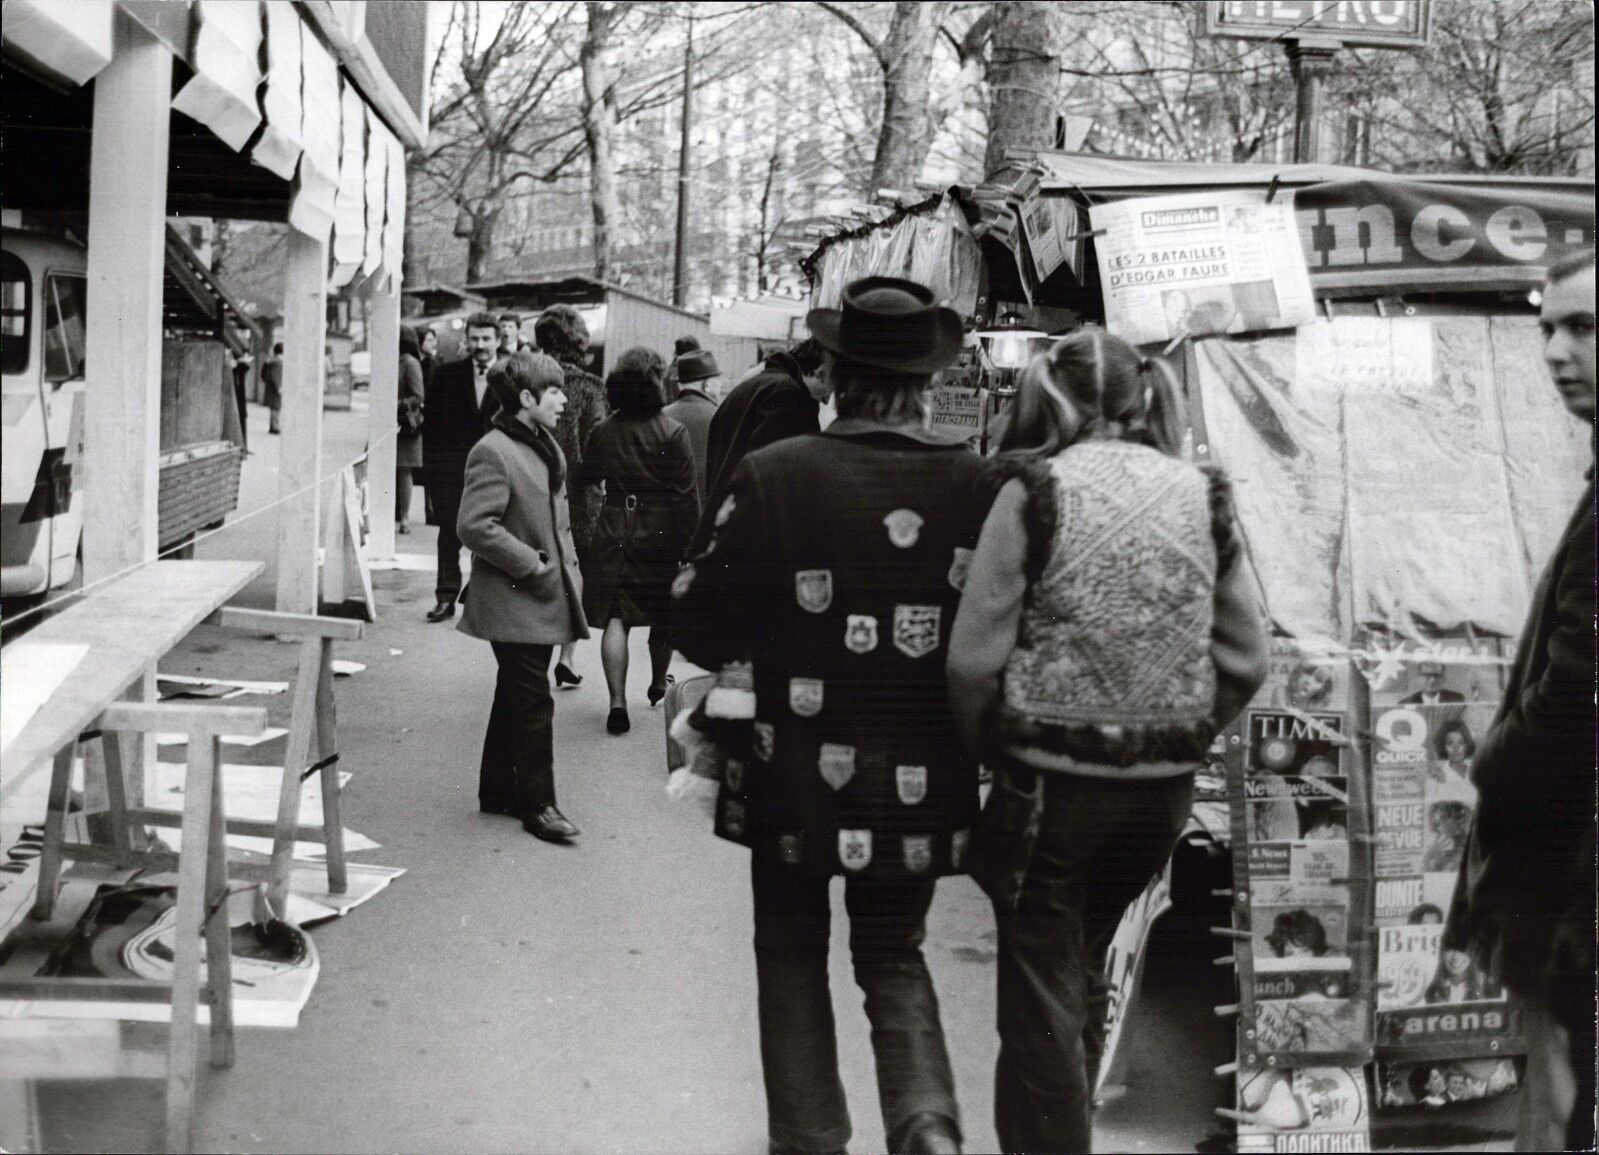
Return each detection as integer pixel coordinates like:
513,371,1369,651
801,151,1594,1149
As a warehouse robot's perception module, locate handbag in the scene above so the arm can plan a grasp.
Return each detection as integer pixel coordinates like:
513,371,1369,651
398,396,424,434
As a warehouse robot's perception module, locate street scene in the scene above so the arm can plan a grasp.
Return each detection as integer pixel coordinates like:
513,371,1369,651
0,2,1593,1153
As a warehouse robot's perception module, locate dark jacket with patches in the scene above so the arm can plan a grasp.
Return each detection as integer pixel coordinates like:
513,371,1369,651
1446,479,1596,1011
686,352,819,557
672,418,1000,880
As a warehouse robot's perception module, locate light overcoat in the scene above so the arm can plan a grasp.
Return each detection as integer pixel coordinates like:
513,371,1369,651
457,424,589,645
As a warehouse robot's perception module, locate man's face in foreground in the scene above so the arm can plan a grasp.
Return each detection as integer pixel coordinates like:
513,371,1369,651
1542,265,1595,424
467,325,499,368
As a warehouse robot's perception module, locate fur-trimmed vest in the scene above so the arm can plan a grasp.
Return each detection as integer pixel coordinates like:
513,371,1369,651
998,439,1223,771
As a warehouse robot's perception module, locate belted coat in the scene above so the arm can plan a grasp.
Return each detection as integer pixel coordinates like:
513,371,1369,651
672,418,1001,880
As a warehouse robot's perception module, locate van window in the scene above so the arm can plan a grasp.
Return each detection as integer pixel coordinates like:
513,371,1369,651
44,273,87,382
1,251,29,376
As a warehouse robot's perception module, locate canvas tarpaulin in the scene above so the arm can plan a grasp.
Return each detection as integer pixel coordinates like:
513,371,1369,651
1194,315,1589,643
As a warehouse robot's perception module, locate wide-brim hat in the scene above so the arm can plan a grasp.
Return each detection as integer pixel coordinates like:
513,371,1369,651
807,276,963,375
675,348,720,384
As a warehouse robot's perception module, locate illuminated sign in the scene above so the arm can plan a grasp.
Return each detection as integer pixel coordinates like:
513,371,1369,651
1203,1,1431,49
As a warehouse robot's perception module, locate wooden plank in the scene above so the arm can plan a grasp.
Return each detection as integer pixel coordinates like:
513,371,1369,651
0,978,174,1002
314,639,347,894
274,230,328,615
218,606,364,640
267,637,324,914
27,747,75,922
165,730,217,1154
366,277,400,562
202,747,234,1069
123,809,330,842
102,702,268,738
99,730,134,867
0,560,261,799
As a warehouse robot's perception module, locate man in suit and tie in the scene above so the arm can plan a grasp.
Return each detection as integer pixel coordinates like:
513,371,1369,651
1447,248,1595,1151
423,311,501,622
1399,660,1467,740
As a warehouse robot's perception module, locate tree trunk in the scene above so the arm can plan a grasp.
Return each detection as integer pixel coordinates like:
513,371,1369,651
870,2,951,192
465,209,497,284
985,1,1060,177
581,2,620,280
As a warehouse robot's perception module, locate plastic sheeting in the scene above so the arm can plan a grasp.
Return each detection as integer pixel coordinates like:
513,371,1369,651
1195,315,1588,643
812,196,982,317
170,0,263,152
287,23,340,243
361,104,389,280
330,82,368,288
251,0,303,181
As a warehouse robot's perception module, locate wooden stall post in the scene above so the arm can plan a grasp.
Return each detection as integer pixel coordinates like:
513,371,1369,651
366,278,401,563
275,232,329,614
82,11,173,821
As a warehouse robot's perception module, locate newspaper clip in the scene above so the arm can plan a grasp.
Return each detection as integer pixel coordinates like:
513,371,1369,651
1265,174,1283,204
1162,328,1189,357
300,752,339,783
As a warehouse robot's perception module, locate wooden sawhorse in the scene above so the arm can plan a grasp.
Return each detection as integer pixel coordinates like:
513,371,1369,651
9,701,267,1154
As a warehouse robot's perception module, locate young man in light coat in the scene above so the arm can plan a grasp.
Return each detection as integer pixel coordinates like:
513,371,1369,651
457,351,589,843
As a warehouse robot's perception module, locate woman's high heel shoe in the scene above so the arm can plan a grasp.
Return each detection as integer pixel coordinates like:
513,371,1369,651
554,662,582,689
647,674,675,708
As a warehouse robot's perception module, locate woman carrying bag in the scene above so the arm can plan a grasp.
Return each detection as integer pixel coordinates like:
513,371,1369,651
577,347,700,735
946,328,1268,1153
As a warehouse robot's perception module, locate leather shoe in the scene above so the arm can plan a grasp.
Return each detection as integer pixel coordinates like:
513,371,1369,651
606,706,630,735
554,662,583,688
524,805,579,842
897,1114,960,1155
426,601,455,622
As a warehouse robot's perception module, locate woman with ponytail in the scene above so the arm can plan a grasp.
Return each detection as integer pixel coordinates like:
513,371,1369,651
946,326,1268,1152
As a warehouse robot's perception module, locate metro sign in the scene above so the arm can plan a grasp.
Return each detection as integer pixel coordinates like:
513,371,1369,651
1203,1,1432,49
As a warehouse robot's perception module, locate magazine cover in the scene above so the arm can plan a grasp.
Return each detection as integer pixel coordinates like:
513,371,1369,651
1376,1056,1521,1109
1235,1063,1372,1153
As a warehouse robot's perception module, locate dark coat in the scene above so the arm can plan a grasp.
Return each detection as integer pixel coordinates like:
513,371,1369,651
261,357,283,410
688,352,819,556
577,412,700,628
1447,479,1596,1009
456,421,588,646
397,353,425,469
553,359,610,551
422,357,495,482
672,418,1000,880
662,386,718,502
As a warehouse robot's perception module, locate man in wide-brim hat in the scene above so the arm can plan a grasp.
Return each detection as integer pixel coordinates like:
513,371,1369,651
673,276,998,1155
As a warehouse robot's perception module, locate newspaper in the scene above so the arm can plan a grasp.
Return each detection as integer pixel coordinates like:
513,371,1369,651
1089,189,1315,346
1235,1063,1371,1153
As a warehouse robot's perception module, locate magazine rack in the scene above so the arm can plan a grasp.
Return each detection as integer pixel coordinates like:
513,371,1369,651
10,701,267,1154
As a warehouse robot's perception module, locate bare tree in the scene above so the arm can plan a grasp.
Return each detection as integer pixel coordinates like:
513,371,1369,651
984,1,1060,175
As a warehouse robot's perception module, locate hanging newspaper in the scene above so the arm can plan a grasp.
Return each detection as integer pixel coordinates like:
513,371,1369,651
1089,189,1316,346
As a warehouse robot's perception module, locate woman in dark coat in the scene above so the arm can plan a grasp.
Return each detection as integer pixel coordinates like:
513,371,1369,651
396,326,426,533
578,347,700,734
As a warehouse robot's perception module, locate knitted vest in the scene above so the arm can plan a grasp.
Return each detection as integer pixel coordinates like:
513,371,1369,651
999,440,1219,769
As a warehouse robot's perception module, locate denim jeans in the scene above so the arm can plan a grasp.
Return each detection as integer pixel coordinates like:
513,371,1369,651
750,858,961,1154
480,642,555,815
973,757,1194,1154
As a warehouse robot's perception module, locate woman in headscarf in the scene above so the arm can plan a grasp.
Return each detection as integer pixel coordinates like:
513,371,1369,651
396,326,426,533
577,347,700,734
946,327,1268,1153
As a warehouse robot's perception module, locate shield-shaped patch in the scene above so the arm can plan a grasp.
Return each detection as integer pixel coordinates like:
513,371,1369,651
789,678,824,717
883,508,924,549
902,835,933,874
838,829,872,871
844,614,878,654
714,493,737,527
723,798,746,838
795,569,833,613
671,563,696,599
896,765,928,805
950,828,970,869
753,722,775,762
948,547,974,591
779,833,804,865
725,758,744,793
893,604,942,659
819,743,856,790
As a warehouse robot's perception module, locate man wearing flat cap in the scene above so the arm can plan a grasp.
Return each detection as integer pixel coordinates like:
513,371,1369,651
663,347,720,503
673,276,998,1155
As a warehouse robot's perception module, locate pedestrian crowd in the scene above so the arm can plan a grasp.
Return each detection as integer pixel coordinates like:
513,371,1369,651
384,253,1594,1153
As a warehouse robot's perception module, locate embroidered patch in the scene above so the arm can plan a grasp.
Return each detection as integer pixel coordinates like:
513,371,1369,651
948,547,974,591
884,508,924,549
789,678,824,718
753,722,775,762
819,743,856,790
779,833,804,865
723,798,746,838
903,834,933,874
893,604,942,659
795,569,833,613
714,494,736,527
724,758,744,793
670,564,696,599
839,829,872,871
896,765,928,805
950,828,970,870
844,614,878,654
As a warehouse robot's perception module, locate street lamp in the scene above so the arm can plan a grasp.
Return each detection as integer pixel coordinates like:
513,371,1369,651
975,313,1050,453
